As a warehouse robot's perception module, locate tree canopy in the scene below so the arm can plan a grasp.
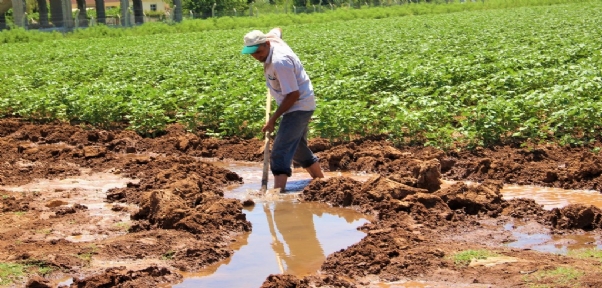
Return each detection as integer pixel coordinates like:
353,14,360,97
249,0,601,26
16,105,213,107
183,0,251,17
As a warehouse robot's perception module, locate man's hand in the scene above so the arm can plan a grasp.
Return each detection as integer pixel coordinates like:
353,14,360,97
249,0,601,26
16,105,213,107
262,118,276,133
274,27,283,39
261,91,298,135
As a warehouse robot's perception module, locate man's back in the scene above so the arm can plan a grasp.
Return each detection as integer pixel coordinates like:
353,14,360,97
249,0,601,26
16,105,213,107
264,28,316,113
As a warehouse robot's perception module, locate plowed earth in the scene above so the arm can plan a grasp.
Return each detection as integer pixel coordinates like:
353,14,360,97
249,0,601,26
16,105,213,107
1,118,602,288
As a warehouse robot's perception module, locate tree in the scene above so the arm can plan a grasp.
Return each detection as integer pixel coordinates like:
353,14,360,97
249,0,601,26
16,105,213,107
76,0,89,26
133,0,144,24
25,0,38,13
36,0,49,27
183,0,249,18
0,13,6,30
95,0,106,24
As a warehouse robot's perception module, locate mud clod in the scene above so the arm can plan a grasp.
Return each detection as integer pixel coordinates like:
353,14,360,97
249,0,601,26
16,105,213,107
69,265,182,288
260,274,303,288
1,193,31,212
547,204,602,230
25,276,52,288
435,180,505,216
242,199,255,207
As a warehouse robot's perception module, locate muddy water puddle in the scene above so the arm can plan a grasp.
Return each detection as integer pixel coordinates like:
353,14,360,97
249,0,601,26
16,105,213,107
442,180,602,255
0,170,137,242
175,201,369,287
176,160,372,287
504,221,602,254
501,184,602,254
501,184,602,209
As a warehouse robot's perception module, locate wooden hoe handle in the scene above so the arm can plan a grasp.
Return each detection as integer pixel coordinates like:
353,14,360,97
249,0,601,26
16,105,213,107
260,90,271,192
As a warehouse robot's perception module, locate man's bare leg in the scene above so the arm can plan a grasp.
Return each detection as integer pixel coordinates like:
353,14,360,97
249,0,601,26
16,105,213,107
305,162,324,179
274,174,288,192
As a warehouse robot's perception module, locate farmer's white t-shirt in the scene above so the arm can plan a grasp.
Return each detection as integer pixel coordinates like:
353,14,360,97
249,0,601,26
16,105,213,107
264,29,316,113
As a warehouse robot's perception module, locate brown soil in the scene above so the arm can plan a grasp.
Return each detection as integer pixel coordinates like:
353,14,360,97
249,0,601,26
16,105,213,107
1,118,602,288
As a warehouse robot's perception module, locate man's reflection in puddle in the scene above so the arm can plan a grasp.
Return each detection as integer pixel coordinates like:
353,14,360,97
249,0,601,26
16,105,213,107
263,201,363,276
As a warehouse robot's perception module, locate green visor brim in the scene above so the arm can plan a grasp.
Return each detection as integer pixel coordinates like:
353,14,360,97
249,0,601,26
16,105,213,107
241,44,260,54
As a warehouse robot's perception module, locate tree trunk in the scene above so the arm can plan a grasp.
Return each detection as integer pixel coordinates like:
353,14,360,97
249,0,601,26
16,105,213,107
133,0,143,24
37,0,50,27
76,0,89,26
0,13,6,31
173,0,182,22
11,0,26,27
95,0,106,24
120,0,129,26
49,0,63,27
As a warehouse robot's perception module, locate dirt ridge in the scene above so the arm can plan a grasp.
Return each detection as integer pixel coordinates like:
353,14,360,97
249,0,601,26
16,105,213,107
1,119,602,287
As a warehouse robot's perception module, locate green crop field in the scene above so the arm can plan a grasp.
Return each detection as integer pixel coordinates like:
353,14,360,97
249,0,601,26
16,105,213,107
1,0,600,148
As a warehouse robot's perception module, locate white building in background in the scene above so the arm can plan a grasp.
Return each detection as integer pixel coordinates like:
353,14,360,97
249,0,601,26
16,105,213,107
144,0,167,12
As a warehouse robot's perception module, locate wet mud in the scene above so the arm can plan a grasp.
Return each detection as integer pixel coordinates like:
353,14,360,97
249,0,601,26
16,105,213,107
1,118,602,287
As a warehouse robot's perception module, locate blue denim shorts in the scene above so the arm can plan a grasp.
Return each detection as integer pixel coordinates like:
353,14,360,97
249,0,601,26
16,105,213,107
271,110,319,177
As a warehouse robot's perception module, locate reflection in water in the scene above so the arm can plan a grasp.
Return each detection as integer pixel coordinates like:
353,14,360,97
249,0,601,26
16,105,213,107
264,202,322,275
265,201,365,276
175,201,368,288
174,160,373,286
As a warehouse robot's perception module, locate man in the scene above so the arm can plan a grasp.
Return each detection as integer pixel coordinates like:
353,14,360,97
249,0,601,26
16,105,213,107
241,27,324,192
